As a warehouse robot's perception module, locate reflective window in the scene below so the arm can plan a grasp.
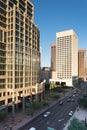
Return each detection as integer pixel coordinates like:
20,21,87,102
4,32,6,42
0,30,3,42
0,100,5,106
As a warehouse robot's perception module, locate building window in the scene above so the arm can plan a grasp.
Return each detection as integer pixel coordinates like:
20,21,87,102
8,98,12,103
0,100,5,106
0,30,3,42
4,32,6,42
3,92,5,96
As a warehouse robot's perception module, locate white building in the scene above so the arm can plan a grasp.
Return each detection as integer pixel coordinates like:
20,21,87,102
50,30,78,86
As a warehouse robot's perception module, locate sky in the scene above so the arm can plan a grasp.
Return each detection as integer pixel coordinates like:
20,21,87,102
31,0,87,67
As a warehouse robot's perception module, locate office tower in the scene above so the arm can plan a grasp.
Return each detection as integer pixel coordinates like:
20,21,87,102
51,43,56,71
85,58,87,80
78,48,86,81
56,30,78,86
50,30,78,86
40,47,42,68
0,0,40,111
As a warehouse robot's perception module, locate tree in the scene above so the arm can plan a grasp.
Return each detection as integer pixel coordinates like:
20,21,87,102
49,83,56,90
78,97,87,108
68,118,87,130
0,111,7,121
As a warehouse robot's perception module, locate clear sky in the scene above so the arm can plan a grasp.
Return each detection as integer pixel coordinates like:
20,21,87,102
31,0,87,67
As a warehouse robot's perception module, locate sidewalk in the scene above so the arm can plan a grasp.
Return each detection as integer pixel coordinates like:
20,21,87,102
0,111,31,130
63,108,87,130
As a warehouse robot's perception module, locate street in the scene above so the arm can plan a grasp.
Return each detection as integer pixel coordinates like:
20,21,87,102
18,88,82,130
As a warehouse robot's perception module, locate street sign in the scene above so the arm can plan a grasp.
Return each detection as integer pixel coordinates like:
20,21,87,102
47,127,54,130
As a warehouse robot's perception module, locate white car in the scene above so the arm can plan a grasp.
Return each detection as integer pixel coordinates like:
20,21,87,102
29,127,36,130
43,111,51,117
69,111,73,116
72,94,75,97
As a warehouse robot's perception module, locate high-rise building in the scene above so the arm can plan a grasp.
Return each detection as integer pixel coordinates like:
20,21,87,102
0,0,41,111
78,48,86,81
50,30,78,86
85,58,87,80
51,43,56,71
40,67,51,84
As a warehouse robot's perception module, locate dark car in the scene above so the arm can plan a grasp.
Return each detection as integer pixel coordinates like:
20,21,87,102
59,101,63,105
67,98,71,102
71,98,75,102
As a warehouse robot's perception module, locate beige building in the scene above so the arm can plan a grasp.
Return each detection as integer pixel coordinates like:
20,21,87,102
50,30,78,86
51,43,56,71
0,0,44,112
85,58,87,80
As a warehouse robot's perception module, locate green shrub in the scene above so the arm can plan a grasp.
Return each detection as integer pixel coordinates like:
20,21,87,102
52,93,60,99
78,97,87,108
57,88,64,93
68,118,87,130
0,111,7,121
25,108,34,116
31,101,43,110
25,101,44,115
42,101,49,107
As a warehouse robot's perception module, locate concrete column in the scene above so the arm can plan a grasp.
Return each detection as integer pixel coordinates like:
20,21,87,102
35,93,38,101
15,103,18,111
12,99,15,122
22,96,25,112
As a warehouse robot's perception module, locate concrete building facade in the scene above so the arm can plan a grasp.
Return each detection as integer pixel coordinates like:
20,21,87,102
50,30,78,86
0,0,43,112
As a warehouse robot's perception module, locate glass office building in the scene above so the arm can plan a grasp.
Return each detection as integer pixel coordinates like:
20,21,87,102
0,0,40,110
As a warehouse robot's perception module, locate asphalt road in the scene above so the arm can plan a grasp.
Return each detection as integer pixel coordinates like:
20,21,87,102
18,89,82,130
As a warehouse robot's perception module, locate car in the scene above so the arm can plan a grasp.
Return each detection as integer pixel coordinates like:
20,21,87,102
69,95,72,98
72,94,75,97
67,98,71,102
76,94,79,97
59,101,63,105
71,98,75,102
43,111,50,117
69,111,73,116
47,127,55,130
29,127,36,130
74,92,76,94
